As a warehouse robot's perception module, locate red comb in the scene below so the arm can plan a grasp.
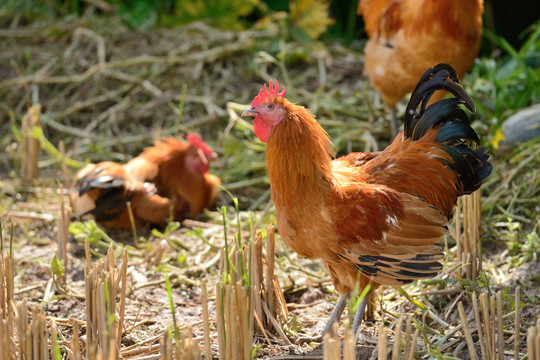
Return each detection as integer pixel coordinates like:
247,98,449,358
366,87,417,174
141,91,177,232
187,133,214,155
251,80,286,106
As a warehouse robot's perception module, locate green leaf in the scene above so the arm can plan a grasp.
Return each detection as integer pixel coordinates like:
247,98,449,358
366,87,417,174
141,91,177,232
51,255,65,277
288,0,334,41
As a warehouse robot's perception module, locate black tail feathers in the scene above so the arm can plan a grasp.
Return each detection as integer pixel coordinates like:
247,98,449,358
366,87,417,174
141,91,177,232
75,167,131,221
404,63,492,194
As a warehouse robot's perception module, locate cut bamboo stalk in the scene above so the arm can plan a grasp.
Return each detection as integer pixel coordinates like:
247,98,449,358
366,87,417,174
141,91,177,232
537,329,540,360
378,321,388,360
403,317,412,359
201,279,212,359
479,293,493,359
527,326,535,360
226,286,235,360
216,217,286,358
514,287,521,360
261,297,291,345
472,294,488,360
527,320,540,360
251,231,264,331
392,316,403,360
59,140,72,189
0,246,15,360
273,275,288,322
343,319,356,360
26,305,48,359
58,182,70,275
0,250,14,318
215,282,225,360
265,225,275,330
84,241,128,359
406,329,419,360
159,325,201,360
458,301,478,360
323,330,340,360
490,294,496,359
236,282,249,360
160,329,172,360
496,291,504,359
21,104,41,182
455,190,482,280
253,309,276,354
115,249,128,347
71,318,81,360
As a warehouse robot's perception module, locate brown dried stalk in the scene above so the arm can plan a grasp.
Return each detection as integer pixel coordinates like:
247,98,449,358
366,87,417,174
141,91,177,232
392,316,404,360
216,223,289,359
527,319,540,360
0,247,15,360
201,279,212,359
57,182,70,275
378,321,388,360
455,190,482,280
84,240,129,359
458,301,478,360
322,322,356,360
515,287,521,360
460,289,518,360
160,326,201,360
323,329,340,359
20,105,41,182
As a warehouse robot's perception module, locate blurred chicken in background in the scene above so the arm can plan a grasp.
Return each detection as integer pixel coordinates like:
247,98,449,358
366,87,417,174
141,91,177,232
358,0,484,136
71,134,220,229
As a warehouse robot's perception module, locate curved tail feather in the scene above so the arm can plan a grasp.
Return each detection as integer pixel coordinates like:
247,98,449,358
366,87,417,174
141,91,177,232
73,166,131,222
404,63,492,195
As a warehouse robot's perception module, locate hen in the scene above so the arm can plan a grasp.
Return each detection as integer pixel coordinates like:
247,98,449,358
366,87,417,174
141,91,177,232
358,0,484,135
71,134,220,229
242,64,491,339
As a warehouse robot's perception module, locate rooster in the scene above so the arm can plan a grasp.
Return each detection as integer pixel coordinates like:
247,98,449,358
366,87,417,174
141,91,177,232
358,0,484,136
242,64,491,340
71,134,220,229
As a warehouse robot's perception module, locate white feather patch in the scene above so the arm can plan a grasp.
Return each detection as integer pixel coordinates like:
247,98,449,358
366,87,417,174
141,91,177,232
71,194,95,216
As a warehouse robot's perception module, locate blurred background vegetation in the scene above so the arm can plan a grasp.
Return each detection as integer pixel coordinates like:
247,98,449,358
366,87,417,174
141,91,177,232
0,0,538,207
1,0,538,46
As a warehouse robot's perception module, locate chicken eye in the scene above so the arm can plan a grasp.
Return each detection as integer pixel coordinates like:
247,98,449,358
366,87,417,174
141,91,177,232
266,103,275,110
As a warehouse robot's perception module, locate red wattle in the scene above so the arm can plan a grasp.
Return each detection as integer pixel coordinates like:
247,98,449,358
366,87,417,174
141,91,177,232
253,117,271,143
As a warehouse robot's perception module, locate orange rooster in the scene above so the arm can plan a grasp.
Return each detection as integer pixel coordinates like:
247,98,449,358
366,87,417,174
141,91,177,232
71,134,220,229
242,64,491,339
358,0,484,135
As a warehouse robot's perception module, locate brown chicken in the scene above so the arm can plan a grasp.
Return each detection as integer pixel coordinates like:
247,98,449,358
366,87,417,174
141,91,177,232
71,134,220,229
241,64,491,339
358,0,484,135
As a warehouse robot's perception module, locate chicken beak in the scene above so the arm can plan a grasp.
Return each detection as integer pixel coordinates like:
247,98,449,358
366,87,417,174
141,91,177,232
241,108,257,117
197,148,209,166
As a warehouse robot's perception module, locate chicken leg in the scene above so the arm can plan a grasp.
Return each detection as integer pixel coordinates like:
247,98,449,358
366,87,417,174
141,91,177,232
352,295,370,337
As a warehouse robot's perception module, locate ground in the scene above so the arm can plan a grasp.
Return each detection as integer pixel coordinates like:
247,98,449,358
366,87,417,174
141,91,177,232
1,14,539,360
